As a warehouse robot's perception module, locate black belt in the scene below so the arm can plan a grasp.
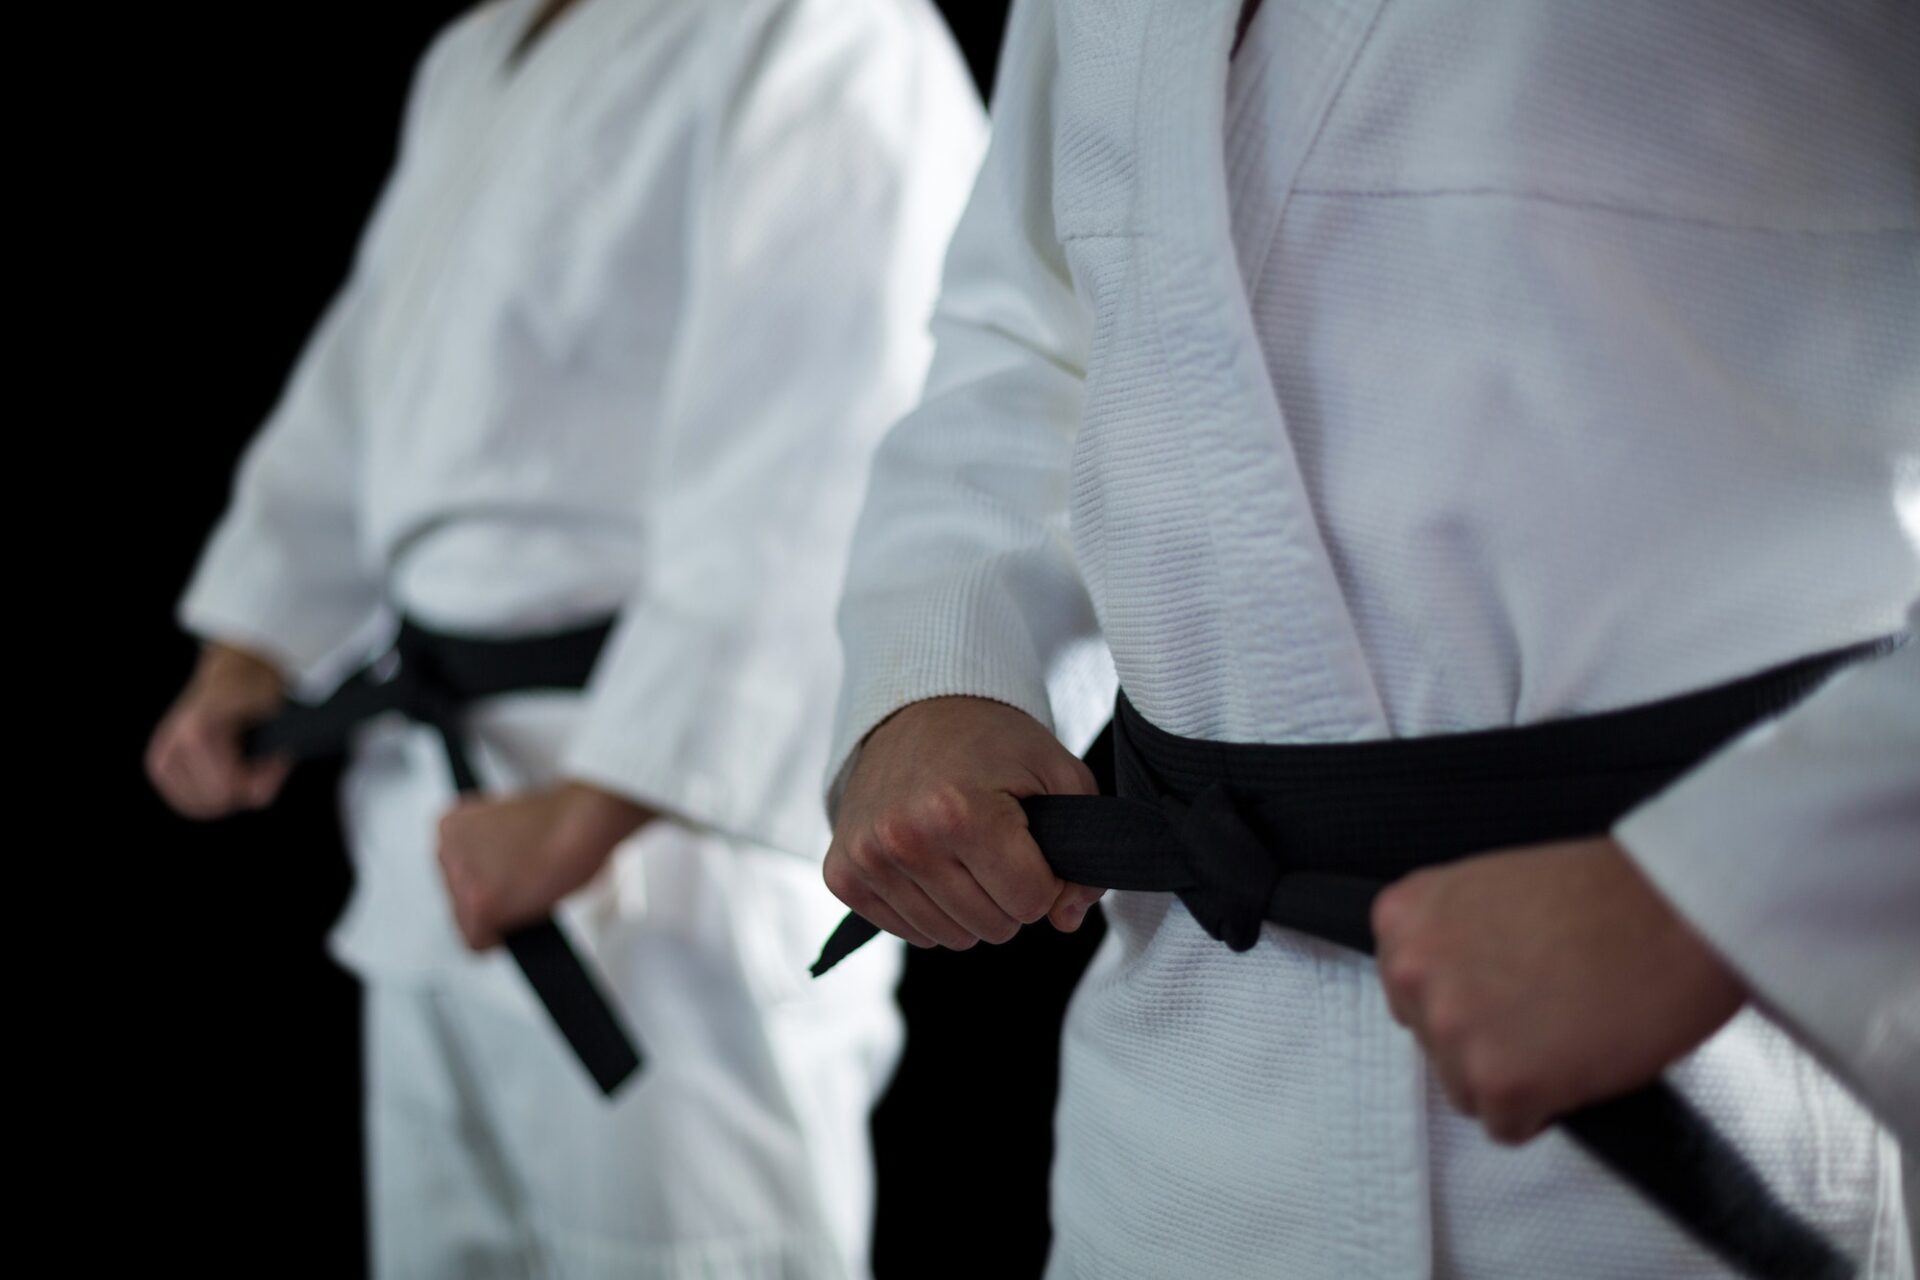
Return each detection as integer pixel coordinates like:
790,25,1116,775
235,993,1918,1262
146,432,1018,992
244,616,643,1097
814,638,1897,1280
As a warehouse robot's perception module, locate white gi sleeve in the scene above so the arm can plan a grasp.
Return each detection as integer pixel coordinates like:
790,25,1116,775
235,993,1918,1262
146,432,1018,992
1616,600,1920,1144
563,4,987,855
176,34,452,680
826,0,1112,800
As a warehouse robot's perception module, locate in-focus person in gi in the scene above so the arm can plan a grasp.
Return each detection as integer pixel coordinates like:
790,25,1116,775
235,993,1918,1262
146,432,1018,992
818,0,1916,1276
143,0,985,1274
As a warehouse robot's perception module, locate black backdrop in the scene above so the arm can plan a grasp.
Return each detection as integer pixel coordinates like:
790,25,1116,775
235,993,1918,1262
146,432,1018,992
101,4,1108,1276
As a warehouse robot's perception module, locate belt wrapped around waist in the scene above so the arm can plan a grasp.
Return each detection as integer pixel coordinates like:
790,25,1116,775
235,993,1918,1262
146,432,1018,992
813,638,1896,1280
244,616,642,1097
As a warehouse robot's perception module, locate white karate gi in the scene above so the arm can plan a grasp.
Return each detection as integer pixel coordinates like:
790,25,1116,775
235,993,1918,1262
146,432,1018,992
830,0,1918,1275
179,1,985,1275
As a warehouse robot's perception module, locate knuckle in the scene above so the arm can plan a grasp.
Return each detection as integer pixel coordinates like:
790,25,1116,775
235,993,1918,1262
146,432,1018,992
870,809,931,865
178,713,221,746
1380,945,1427,999
842,832,879,874
851,825,910,879
1370,888,1403,939
1423,992,1471,1050
1373,879,1426,940
822,857,860,903
915,783,974,842
464,886,497,922
1490,1072,1536,1119
831,875,878,919
1467,1056,1526,1114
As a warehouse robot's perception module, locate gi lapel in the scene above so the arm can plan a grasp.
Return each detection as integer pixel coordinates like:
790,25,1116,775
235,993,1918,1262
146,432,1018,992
1129,5,1427,1276
1133,0,1391,748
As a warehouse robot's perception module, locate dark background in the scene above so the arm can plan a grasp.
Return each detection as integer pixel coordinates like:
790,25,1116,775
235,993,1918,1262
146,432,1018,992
101,3,1105,1275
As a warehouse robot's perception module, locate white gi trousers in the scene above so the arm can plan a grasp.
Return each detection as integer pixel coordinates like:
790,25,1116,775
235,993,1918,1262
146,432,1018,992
341,699,902,1280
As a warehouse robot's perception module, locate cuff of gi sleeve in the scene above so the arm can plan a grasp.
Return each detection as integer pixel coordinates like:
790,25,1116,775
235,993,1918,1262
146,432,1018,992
563,603,839,860
177,555,380,688
826,569,1060,815
1615,737,1920,1142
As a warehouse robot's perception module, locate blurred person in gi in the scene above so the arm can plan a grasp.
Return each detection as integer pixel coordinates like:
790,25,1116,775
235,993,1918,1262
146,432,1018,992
145,1,984,1275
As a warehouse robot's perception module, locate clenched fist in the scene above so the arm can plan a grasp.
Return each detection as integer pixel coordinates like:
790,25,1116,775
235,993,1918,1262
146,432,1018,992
146,642,291,820
1372,837,1746,1143
823,696,1104,951
437,782,653,950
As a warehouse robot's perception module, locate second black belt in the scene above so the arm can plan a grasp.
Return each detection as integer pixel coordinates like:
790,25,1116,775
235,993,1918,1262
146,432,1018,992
245,615,643,1097
814,638,1897,1280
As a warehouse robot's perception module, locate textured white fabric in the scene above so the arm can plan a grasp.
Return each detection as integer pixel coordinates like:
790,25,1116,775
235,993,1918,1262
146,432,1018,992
178,1,978,1273
1618,601,1920,1144
366,942,900,1280
832,0,1918,1275
347,688,907,1272
1617,600,1920,1269
181,0,986,861
179,0,983,975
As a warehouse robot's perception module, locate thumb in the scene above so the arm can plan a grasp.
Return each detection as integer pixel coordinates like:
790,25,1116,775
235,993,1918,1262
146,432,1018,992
1035,743,1099,799
1048,881,1106,933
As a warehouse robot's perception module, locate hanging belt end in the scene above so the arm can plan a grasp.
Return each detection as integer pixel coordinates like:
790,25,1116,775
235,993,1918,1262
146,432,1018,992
812,913,883,977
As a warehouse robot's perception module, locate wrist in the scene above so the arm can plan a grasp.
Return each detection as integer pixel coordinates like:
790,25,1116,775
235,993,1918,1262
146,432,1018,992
1613,843,1749,1023
553,781,653,864
199,641,286,697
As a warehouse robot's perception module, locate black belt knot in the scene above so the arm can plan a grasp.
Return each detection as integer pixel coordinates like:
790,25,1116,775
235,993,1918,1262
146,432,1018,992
375,641,456,728
1161,782,1277,953
814,635,1900,1280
